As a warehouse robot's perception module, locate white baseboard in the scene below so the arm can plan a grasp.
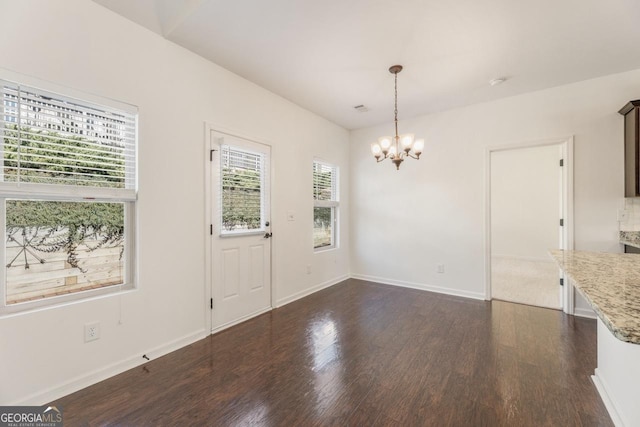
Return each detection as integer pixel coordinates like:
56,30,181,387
18,276,350,405
574,306,597,319
12,329,208,406
350,274,485,301
275,274,349,307
592,370,624,427
211,306,272,334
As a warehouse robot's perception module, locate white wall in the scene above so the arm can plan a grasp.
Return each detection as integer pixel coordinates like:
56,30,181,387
350,69,638,303
0,0,349,404
491,145,561,259
2,0,632,406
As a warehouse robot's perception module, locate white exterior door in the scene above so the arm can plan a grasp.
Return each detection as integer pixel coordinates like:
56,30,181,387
210,130,271,332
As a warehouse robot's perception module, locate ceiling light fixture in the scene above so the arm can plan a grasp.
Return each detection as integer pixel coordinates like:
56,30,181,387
370,65,424,170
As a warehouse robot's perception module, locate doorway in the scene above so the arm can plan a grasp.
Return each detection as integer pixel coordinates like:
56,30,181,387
486,138,573,311
207,129,272,333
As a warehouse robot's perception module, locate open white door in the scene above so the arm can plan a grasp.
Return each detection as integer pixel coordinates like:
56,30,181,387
485,137,574,313
209,130,272,333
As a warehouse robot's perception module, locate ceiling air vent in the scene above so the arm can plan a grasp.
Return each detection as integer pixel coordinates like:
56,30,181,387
354,104,369,113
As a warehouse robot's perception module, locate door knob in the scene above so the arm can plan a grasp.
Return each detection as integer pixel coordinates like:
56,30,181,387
264,232,273,239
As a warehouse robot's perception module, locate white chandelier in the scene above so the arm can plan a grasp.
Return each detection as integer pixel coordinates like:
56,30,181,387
370,65,424,170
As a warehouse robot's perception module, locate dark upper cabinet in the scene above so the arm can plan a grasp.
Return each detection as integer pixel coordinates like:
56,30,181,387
620,100,640,197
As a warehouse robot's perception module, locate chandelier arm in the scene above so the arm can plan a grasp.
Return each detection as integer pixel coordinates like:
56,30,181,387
405,153,421,160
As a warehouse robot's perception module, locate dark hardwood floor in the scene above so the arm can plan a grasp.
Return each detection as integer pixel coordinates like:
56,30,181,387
52,279,612,426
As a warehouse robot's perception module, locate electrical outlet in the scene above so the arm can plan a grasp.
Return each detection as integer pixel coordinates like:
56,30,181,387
437,264,445,274
84,322,100,342
287,211,295,221
306,264,312,274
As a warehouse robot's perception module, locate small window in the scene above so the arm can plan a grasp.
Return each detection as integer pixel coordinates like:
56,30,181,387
0,79,137,314
313,160,338,250
220,144,266,235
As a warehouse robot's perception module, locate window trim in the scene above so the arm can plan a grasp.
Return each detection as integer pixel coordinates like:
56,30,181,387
313,159,339,252
0,75,138,316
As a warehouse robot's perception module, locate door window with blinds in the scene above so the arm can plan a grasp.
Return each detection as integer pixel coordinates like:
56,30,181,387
313,160,338,250
220,144,266,235
0,79,137,313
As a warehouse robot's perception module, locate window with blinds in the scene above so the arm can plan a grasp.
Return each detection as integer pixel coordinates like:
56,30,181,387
313,161,337,203
0,81,136,199
0,78,138,314
220,145,265,234
313,160,338,250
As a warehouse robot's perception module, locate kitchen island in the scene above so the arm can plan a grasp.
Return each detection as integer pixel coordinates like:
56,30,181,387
550,250,640,427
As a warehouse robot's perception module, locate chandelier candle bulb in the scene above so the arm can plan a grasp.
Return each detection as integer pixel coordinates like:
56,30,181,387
371,65,424,170
400,133,414,151
379,137,392,152
371,143,382,158
413,139,424,156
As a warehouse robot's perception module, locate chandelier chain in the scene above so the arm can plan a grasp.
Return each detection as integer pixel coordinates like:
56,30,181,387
394,72,399,138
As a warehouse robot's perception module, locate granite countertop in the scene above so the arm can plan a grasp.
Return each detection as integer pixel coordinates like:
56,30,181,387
620,231,640,249
549,249,640,344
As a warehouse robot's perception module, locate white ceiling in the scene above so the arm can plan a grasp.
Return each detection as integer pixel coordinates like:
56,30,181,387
94,0,640,130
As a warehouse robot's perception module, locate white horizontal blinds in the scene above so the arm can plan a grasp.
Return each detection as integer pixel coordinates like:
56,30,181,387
220,144,264,233
0,81,136,196
313,161,337,207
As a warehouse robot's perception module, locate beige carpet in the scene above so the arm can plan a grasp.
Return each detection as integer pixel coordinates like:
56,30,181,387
491,255,561,309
